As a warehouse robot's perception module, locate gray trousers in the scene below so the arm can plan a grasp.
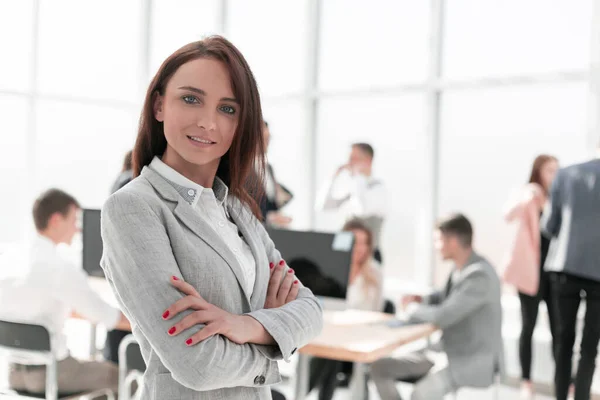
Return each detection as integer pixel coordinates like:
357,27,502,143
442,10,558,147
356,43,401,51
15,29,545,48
9,356,119,395
370,352,455,400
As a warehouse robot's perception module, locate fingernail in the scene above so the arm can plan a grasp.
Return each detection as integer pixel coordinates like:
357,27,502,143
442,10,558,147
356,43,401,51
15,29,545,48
168,327,176,335
294,280,298,284
186,338,193,346
279,260,285,266
269,262,274,269
172,276,179,281
162,311,170,319
288,269,294,274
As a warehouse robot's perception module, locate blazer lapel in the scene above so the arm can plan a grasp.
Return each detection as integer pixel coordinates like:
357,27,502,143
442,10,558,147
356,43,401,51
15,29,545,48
228,200,268,310
141,167,252,305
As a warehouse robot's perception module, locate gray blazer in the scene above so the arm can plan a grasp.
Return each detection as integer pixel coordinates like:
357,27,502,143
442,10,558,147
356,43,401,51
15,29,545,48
100,166,323,399
409,253,504,388
541,159,600,282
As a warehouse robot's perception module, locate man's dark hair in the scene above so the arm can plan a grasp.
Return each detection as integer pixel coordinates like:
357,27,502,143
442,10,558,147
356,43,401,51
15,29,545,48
352,143,374,159
32,189,80,231
437,213,473,248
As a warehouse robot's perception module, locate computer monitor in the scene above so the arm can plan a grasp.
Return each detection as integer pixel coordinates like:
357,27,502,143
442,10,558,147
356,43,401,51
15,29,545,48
266,228,354,306
82,209,104,278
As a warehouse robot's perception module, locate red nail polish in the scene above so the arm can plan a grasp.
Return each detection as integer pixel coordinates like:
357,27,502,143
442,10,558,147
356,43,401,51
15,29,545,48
169,327,176,335
172,276,179,281
294,280,298,284
269,263,274,269
162,311,170,319
288,269,294,274
279,260,285,266
186,339,193,345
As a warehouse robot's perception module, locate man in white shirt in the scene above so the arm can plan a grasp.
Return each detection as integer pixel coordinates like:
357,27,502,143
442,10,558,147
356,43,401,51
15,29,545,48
0,189,128,395
318,143,387,262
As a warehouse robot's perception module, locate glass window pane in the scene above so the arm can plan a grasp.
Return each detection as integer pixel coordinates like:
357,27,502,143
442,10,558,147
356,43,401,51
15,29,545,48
319,0,430,91
316,94,428,280
227,0,309,97
262,101,309,228
150,0,221,76
0,0,34,92
0,95,29,243
444,0,593,79
437,82,589,284
37,0,142,102
34,101,138,208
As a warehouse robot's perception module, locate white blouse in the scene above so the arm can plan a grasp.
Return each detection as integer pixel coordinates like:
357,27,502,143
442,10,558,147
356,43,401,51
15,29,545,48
150,157,256,296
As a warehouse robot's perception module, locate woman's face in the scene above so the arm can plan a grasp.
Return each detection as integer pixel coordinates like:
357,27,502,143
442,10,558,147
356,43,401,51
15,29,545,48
351,229,371,266
154,58,239,175
541,159,559,192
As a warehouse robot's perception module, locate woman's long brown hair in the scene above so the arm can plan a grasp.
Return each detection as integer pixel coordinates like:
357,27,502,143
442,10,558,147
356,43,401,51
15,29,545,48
132,36,265,219
528,154,558,194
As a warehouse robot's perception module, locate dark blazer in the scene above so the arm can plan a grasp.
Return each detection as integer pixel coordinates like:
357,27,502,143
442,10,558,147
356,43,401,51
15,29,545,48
541,159,600,282
259,164,293,220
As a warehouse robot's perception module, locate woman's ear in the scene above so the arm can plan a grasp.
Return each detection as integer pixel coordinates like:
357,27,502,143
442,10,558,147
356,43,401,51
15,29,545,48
153,92,165,122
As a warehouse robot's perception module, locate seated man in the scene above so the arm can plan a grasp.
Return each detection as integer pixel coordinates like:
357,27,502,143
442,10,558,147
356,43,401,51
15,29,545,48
371,213,503,400
0,189,129,395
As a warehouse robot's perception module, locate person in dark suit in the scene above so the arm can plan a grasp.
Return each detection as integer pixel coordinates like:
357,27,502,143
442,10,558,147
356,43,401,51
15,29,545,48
260,121,293,227
541,149,600,400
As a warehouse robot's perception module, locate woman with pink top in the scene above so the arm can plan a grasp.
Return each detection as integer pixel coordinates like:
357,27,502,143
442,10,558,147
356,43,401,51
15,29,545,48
503,154,559,399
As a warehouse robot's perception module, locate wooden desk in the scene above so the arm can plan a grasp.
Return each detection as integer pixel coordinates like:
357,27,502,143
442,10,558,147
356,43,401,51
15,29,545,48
295,310,436,400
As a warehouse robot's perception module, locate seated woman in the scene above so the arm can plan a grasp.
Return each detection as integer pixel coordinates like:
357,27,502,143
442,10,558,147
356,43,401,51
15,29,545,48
308,219,383,400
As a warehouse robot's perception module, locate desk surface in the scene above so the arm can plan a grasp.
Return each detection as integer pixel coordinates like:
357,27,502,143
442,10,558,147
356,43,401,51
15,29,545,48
300,310,436,363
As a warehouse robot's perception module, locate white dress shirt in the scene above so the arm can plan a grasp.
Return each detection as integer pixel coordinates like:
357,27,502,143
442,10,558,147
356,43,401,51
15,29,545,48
150,157,256,296
346,260,384,312
319,171,387,220
0,235,120,361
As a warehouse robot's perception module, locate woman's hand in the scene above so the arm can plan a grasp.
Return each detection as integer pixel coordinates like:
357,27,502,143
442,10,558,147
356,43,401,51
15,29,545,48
264,260,299,309
163,276,273,346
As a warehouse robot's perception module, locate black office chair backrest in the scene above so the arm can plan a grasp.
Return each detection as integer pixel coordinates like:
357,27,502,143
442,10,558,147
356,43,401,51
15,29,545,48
0,320,51,352
126,341,146,372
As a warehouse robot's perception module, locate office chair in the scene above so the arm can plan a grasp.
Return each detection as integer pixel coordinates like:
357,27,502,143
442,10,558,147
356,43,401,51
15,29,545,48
0,320,115,400
117,334,146,400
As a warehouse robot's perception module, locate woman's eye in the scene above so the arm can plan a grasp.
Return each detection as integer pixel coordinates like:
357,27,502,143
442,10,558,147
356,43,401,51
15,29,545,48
182,95,199,104
220,105,236,115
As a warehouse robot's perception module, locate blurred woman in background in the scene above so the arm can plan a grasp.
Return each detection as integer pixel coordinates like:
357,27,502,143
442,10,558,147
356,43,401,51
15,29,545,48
308,219,383,400
503,154,559,399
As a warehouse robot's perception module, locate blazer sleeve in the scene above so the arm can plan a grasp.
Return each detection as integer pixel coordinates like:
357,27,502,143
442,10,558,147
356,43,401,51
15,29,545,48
100,191,280,391
422,290,445,306
245,218,324,361
408,266,491,330
541,170,563,238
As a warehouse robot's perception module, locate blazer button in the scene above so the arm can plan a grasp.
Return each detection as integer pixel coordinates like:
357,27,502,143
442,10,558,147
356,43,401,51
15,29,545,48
254,376,262,385
259,376,266,385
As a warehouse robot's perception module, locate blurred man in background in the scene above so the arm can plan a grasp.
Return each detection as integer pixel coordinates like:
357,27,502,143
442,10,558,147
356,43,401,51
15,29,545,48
0,189,129,395
318,143,387,262
371,214,503,400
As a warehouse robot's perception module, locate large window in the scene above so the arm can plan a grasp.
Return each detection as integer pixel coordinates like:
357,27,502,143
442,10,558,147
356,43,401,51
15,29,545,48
319,0,430,91
443,0,593,78
0,0,597,286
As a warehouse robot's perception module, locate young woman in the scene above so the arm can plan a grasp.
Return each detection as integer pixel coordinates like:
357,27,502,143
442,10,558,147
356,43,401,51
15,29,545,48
308,219,383,400
503,154,559,399
100,36,323,400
